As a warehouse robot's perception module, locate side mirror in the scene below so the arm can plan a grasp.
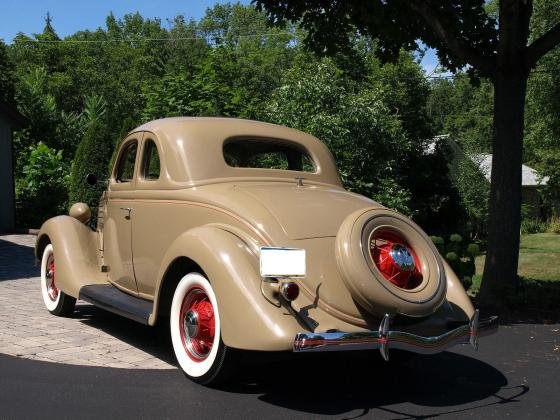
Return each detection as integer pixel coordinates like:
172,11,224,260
86,174,98,186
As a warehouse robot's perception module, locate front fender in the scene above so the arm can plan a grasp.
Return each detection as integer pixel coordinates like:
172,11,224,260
35,216,106,298
151,225,303,351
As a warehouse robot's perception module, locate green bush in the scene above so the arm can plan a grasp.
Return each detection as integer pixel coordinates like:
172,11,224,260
547,216,560,234
447,155,490,239
429,236,444,253
263,57,417,215
466,243,480,256
449,233,463,243
68,119,114,224
445,251,458,261
15,142,69,228
520,218,547,234
430,233,480,290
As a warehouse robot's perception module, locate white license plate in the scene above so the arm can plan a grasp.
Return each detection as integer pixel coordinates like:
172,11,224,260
259,247,306,278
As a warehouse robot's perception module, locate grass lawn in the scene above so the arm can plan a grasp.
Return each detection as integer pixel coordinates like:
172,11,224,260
470,233,560,317
475,233,560,282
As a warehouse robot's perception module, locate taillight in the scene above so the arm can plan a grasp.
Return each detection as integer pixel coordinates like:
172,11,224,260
280,282,300,301
370,231,422,289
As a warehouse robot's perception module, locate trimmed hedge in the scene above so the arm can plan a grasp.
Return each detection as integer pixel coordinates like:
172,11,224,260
68,120,114,221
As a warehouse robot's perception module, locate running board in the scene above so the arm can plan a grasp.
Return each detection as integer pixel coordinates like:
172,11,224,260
79,284,152,325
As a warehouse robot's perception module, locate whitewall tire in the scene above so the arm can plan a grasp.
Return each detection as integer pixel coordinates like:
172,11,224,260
170,273,232,385
40,244,76,316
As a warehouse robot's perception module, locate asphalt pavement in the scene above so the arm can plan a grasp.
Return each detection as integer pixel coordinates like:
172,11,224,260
0,234,558,419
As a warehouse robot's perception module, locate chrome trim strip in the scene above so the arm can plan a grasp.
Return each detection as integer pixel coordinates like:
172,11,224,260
293,309,498,360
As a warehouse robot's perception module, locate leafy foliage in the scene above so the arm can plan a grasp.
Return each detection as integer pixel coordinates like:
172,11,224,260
428,75,494,153
142,56,247,120
430,234,480,290
15,143,69,227
0,40,15,104
448,153,490,238
264,57,417,214
524,0,560,218
255,0,497,75
68,117,114,222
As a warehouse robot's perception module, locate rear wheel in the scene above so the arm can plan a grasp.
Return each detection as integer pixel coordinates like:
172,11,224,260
335,208,446,317
170,273,233,385
40,244,76,316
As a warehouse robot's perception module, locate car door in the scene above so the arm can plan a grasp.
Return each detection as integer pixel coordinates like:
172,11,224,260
103,134,141,295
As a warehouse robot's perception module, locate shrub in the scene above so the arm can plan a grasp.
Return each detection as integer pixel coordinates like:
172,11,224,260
520,218,546,234
449,233,463,243
447,154,490,239
15,142,69,228
429,236,444,253
466,243,480,256
263,58,416,215
68,120,115,224
547,216,560,234
430,233,480,290
445,251,458,261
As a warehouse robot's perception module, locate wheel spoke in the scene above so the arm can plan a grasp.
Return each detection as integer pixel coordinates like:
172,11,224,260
179,287,215,361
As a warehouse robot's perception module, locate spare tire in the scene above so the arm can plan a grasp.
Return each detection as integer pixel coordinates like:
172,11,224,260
335,208,446,317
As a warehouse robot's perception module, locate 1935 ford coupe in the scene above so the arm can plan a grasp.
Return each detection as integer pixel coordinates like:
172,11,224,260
35,117,497,385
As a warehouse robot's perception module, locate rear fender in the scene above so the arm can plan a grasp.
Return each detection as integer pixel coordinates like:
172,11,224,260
443,260,475,320
35,216,106,298
151,225,303,351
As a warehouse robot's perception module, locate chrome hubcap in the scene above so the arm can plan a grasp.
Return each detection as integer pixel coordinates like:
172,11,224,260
389,244,415,272
179,287,215,362
45,256,58,301
184,310,199,338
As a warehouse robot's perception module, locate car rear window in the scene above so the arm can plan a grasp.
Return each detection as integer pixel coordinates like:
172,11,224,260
223,138,315,173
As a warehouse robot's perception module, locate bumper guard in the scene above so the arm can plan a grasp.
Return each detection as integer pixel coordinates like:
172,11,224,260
293,309,498,361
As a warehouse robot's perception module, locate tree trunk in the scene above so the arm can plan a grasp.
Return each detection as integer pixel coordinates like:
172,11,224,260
478,0,532,312
479,71,527,310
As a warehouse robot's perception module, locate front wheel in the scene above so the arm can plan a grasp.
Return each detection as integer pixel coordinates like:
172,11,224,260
40,243,76,316
170,273,234,385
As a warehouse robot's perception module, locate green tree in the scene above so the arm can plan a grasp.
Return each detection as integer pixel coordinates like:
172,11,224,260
15,142,69,228
428,75,494,153
142,53,247,120
264,57,414,213
255,0,560,308
0,40,15,104
68,96,113,217
525,0,560,216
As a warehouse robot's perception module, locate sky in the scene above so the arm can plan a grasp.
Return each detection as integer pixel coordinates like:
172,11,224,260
0,0,250,42
0,0,440,73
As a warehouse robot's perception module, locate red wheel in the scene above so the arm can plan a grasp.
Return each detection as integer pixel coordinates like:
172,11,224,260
179,287,216,361
170,273,233,385
335,208,446,317
369,229,423,290
45,255,59,302
40,244,76,316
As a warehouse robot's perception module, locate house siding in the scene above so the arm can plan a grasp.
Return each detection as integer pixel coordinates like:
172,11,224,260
0,113,15,232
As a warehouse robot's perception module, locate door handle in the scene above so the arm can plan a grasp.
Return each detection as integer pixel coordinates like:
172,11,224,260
119,207,132,219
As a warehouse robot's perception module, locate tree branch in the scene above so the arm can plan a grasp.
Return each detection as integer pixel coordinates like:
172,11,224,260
526,22,560,68
408,0,495,76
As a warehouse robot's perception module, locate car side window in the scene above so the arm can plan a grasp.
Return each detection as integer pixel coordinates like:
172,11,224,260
116,142,138,182
142,140,160,180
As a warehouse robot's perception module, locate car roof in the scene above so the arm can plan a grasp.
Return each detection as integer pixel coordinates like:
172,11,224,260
128,117,342,187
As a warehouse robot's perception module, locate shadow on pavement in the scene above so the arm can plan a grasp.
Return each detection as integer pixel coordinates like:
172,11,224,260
0,238,38,281
224,350,526,417
67,298,526,417
74,304,177,366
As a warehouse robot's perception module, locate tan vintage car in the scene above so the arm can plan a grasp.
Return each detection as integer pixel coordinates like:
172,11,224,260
35,117,497,384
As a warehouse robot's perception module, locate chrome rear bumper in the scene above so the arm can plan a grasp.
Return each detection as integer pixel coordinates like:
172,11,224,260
293,309,498,361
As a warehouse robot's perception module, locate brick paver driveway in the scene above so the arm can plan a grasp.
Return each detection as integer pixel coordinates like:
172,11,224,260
0,234,174,369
